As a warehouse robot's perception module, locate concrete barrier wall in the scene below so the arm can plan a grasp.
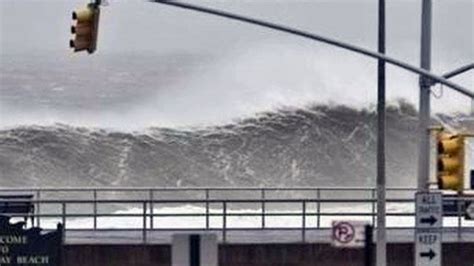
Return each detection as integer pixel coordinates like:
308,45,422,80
62,245,170,266
61,243,473,266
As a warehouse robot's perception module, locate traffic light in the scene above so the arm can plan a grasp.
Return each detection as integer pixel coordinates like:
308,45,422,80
70,3,100,54
437,132,465,191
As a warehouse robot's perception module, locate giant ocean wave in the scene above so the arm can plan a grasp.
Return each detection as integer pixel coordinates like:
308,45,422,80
1,100,451,188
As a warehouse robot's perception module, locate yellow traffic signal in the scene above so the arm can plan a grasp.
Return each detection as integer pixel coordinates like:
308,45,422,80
70,4,100,54
437,132,464,191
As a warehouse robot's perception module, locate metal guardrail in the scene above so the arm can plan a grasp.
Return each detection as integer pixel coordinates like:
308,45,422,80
0,187,472,243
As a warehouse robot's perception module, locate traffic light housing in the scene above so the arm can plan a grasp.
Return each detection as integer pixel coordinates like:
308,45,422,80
70,3,100,54
437,132,465,191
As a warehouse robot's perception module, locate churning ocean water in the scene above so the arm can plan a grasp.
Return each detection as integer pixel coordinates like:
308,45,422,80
0,50,472,188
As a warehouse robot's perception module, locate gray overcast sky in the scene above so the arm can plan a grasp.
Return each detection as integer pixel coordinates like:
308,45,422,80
1,0,472,59
0,0,473,127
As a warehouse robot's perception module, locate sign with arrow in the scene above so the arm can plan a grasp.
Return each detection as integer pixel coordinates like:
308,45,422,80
419,249,436,260
416,232,441,266
416,192,442,229
415,192,442,266
466,201,474,220
420,215,437,226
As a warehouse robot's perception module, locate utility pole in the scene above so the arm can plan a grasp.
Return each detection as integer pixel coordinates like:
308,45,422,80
418,0,432,192
376,0,386,265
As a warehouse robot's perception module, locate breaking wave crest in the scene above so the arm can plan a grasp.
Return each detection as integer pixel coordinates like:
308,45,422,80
1,100,447,188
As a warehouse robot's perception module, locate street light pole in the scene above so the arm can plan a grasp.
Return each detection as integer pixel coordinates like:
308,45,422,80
418,0,432,192
376,0,387,265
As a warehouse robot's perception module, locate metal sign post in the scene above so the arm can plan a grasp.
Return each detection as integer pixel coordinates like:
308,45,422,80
415,192,442,266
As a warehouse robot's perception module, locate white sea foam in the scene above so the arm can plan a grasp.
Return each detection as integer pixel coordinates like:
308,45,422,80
33,203,474,230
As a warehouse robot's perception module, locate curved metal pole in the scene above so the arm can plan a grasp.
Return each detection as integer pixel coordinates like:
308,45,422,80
442,63,474,80
149,0,473,98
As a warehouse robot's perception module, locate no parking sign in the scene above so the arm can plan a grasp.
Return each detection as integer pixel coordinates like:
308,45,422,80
331,220,368,248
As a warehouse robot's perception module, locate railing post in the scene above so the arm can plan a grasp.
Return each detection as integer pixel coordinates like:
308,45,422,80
206,189,210,230
149,189,154,230
36,190,41,227
302,201,306,242
316,189,321,229
223,201,227,243
143,201,147,243
93,189,97,230
61,202,66,229
371,188,376,226
261,189,265,229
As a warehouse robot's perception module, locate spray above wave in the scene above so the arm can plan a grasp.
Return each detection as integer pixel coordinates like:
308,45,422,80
1,47,471,187
0,101,428,188
7,43,467,130
2,44,470,130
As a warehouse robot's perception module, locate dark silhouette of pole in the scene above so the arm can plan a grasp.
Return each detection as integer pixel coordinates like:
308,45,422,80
441,63,474,81
365,225,374,266
376,0,386,265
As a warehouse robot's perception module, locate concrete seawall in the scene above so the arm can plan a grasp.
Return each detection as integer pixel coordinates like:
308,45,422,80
62,243,473,266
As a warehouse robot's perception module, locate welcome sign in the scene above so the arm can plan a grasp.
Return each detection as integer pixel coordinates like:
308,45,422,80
0,216,63,266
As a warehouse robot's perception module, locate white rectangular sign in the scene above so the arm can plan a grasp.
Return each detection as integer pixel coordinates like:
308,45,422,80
415,192,442,266
415,192,442,229
415,231,441,266
331,220,368,248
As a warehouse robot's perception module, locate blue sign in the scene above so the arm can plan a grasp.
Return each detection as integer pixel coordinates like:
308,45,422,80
0,216,63,266
442,195,474,218
442,196,466,216
471,170,474,189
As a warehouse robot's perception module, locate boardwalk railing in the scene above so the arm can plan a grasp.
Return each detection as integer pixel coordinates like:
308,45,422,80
0,187,472,242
